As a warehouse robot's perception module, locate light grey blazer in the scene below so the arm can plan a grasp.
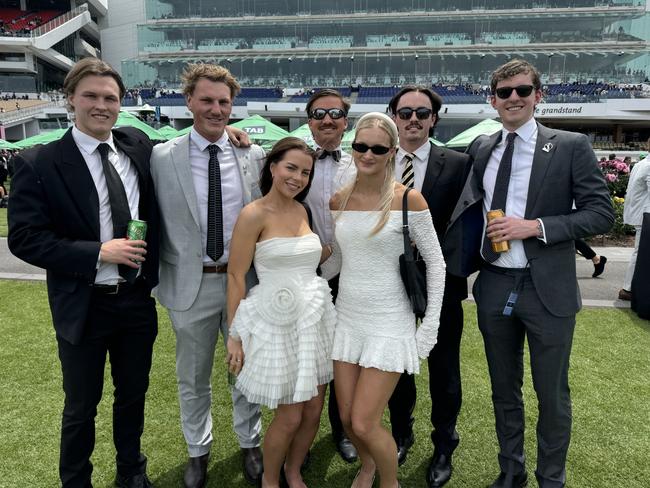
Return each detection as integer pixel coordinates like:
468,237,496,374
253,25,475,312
151,133,265,311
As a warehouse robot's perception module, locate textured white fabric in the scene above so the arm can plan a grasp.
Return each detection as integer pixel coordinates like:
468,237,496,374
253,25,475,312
329,210,446,373
230,234,336,408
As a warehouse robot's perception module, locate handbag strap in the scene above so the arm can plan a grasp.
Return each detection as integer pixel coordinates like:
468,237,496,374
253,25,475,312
402,189,415,260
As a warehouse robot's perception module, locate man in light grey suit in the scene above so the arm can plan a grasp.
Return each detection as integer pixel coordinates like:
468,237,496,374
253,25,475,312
443,60,613,488
150,63,265,488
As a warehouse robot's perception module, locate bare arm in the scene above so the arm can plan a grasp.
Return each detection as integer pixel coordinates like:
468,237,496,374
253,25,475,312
225,126,251,148
225,204,262,374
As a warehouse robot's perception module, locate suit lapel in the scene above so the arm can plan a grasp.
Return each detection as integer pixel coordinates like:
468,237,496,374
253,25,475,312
420,142,444,198
55,129,100,238
525,123,557,216
171,134,201,227
472,131,502,190
113,129,149,219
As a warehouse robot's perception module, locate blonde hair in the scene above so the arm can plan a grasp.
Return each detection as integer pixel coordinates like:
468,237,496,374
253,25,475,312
181,63,241,99
337,112,398,235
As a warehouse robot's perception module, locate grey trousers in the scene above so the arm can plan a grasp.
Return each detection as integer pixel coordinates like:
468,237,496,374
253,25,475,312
168,272,262,457
474,265,574,488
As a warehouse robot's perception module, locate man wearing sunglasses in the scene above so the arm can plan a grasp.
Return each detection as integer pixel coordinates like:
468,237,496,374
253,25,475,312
387,86,471,488
303,88,358,464
444,59,613,488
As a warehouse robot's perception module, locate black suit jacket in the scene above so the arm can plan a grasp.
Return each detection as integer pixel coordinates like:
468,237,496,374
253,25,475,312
8,127,159,344
418,142,472,302
443,122,614,316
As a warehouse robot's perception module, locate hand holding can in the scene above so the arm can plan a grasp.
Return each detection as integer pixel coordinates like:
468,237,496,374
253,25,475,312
486,209,510,253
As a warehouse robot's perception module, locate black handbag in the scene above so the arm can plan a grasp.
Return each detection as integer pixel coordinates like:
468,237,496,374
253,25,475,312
399,188,427,319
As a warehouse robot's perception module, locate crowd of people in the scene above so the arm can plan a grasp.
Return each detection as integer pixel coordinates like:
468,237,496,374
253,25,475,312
6,56,628,488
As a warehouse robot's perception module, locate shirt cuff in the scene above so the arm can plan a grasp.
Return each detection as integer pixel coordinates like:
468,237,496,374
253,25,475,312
536,218,547,244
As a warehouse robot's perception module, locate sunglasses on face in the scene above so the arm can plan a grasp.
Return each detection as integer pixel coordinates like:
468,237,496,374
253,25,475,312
494,85,535,99
351,142,391,155
309,108,346,120
396,107,433,120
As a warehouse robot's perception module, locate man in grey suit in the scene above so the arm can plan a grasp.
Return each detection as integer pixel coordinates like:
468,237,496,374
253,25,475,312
443,59,613,488
150,63,265,488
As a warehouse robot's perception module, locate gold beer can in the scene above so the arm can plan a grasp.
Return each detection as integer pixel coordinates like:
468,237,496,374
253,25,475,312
486,209,510,253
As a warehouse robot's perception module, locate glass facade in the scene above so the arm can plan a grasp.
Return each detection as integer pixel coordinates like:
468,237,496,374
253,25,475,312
123,0,649,87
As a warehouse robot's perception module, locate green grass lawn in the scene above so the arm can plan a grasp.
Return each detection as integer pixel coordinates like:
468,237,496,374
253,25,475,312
0,208,6,238
1,280,648,487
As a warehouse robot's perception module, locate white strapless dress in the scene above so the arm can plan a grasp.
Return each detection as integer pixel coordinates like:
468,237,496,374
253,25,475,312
230,233,336,408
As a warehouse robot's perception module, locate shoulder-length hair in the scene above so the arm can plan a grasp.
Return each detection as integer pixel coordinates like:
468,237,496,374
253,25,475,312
336,112,398,235
259,137,317,202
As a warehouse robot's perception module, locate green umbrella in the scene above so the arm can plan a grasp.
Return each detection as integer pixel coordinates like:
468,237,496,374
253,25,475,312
288,124,315,146
231,114,290,143
445,119,502,148
429,137,445,147
115,111,164,141
177,125,192,136
0,138,20,150
15,128,68,148
157,125,181,140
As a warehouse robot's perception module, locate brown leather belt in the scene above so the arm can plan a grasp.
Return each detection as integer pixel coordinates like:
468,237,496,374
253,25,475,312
203,264,228,274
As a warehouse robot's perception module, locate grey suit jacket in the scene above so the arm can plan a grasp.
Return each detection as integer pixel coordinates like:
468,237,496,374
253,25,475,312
443,122,614,317
151,133,265,311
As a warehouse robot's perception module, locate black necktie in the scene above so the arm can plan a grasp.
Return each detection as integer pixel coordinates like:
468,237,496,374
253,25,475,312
206,144,224,262
401,153,415,188
97,143,137,283
482,132,517,263
318,149,341,162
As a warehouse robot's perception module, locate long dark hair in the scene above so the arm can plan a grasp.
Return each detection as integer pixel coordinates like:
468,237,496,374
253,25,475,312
259,137,317,202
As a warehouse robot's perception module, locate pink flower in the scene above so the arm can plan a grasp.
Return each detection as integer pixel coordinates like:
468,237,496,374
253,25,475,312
605,173,618,182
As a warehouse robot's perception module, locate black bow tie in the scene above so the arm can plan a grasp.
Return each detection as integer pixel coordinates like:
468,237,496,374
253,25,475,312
318,149,341,162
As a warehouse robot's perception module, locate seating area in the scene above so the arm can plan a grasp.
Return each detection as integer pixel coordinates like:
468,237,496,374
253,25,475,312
198,38,245,51
288,88,352,103
0,8,61,36
366,34,410,48
478,32,531,45
143,40,191,53
252,37,297,50
424,33,472,47
308,36,353,49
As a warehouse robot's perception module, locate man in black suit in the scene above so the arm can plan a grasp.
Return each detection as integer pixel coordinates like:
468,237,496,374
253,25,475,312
444,59,614,488
8,58,159,488
387,86,471,487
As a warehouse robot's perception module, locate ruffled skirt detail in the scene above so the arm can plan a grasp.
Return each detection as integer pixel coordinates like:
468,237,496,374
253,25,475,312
231,275,336,408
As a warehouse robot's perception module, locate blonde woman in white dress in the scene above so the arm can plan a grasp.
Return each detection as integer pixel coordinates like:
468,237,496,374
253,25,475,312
227,137,336,488
321,113,446,488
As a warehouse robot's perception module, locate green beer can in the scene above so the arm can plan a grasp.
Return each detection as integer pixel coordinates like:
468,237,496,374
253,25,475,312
127,219,147,241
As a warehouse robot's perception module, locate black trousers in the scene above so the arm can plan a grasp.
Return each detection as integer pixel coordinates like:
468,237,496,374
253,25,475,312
57,282,157,487
474,264,574,488
326,275,346,438
574,239,596,260
388,295,464,454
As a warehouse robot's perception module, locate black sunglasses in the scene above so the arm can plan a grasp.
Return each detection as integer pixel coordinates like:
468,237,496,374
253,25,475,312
309,108,347,120
494,85,535,99
351,142,391,155
396,107,433,120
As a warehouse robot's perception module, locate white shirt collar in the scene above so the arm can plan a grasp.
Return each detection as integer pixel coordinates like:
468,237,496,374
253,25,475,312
72,125,117,156
398,140,431,163
190,127,230,153
502,117,537,144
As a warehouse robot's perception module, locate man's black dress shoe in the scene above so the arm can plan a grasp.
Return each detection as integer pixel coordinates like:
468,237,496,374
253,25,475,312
335,435,358,463
592,256,607,277
183,453,208,488
426,453,452,487
488,471,528,488
396,433,415,466
242,446,263,484
115,472,153,488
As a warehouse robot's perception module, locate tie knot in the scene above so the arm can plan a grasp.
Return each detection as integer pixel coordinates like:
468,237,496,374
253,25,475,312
404,153,415,163
207,144,219,157
506,132,517,144
97,143,110,158
318,149,341,162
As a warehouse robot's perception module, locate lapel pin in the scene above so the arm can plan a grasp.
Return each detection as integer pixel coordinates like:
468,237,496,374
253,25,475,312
542,143,553,153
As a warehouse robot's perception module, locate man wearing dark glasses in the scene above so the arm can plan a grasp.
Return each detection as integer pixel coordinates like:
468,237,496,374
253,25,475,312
444,59,613,488
303,88,358,463
387,86,471,487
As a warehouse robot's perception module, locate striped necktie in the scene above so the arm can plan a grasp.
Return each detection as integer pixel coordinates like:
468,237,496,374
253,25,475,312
401,153,415,188
206,144,224,261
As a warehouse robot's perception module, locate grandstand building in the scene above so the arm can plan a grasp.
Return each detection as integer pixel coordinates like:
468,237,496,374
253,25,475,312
0,0,106,140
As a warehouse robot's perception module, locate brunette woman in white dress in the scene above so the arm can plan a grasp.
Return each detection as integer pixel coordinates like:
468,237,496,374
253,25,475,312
227,137,336,488
321,113,446,488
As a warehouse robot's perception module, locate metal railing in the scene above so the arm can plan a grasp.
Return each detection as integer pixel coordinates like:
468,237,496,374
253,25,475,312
0,101,63,125
31,4,88,38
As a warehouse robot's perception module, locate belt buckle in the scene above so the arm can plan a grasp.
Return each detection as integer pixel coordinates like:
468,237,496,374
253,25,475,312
107,283,120,295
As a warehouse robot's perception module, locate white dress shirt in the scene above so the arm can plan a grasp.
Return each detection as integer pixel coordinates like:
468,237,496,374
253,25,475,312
482,117,539,268
623,156,650,226
72,126,140,285
304,146,356,245
189,128,244,265
396,141,431,191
